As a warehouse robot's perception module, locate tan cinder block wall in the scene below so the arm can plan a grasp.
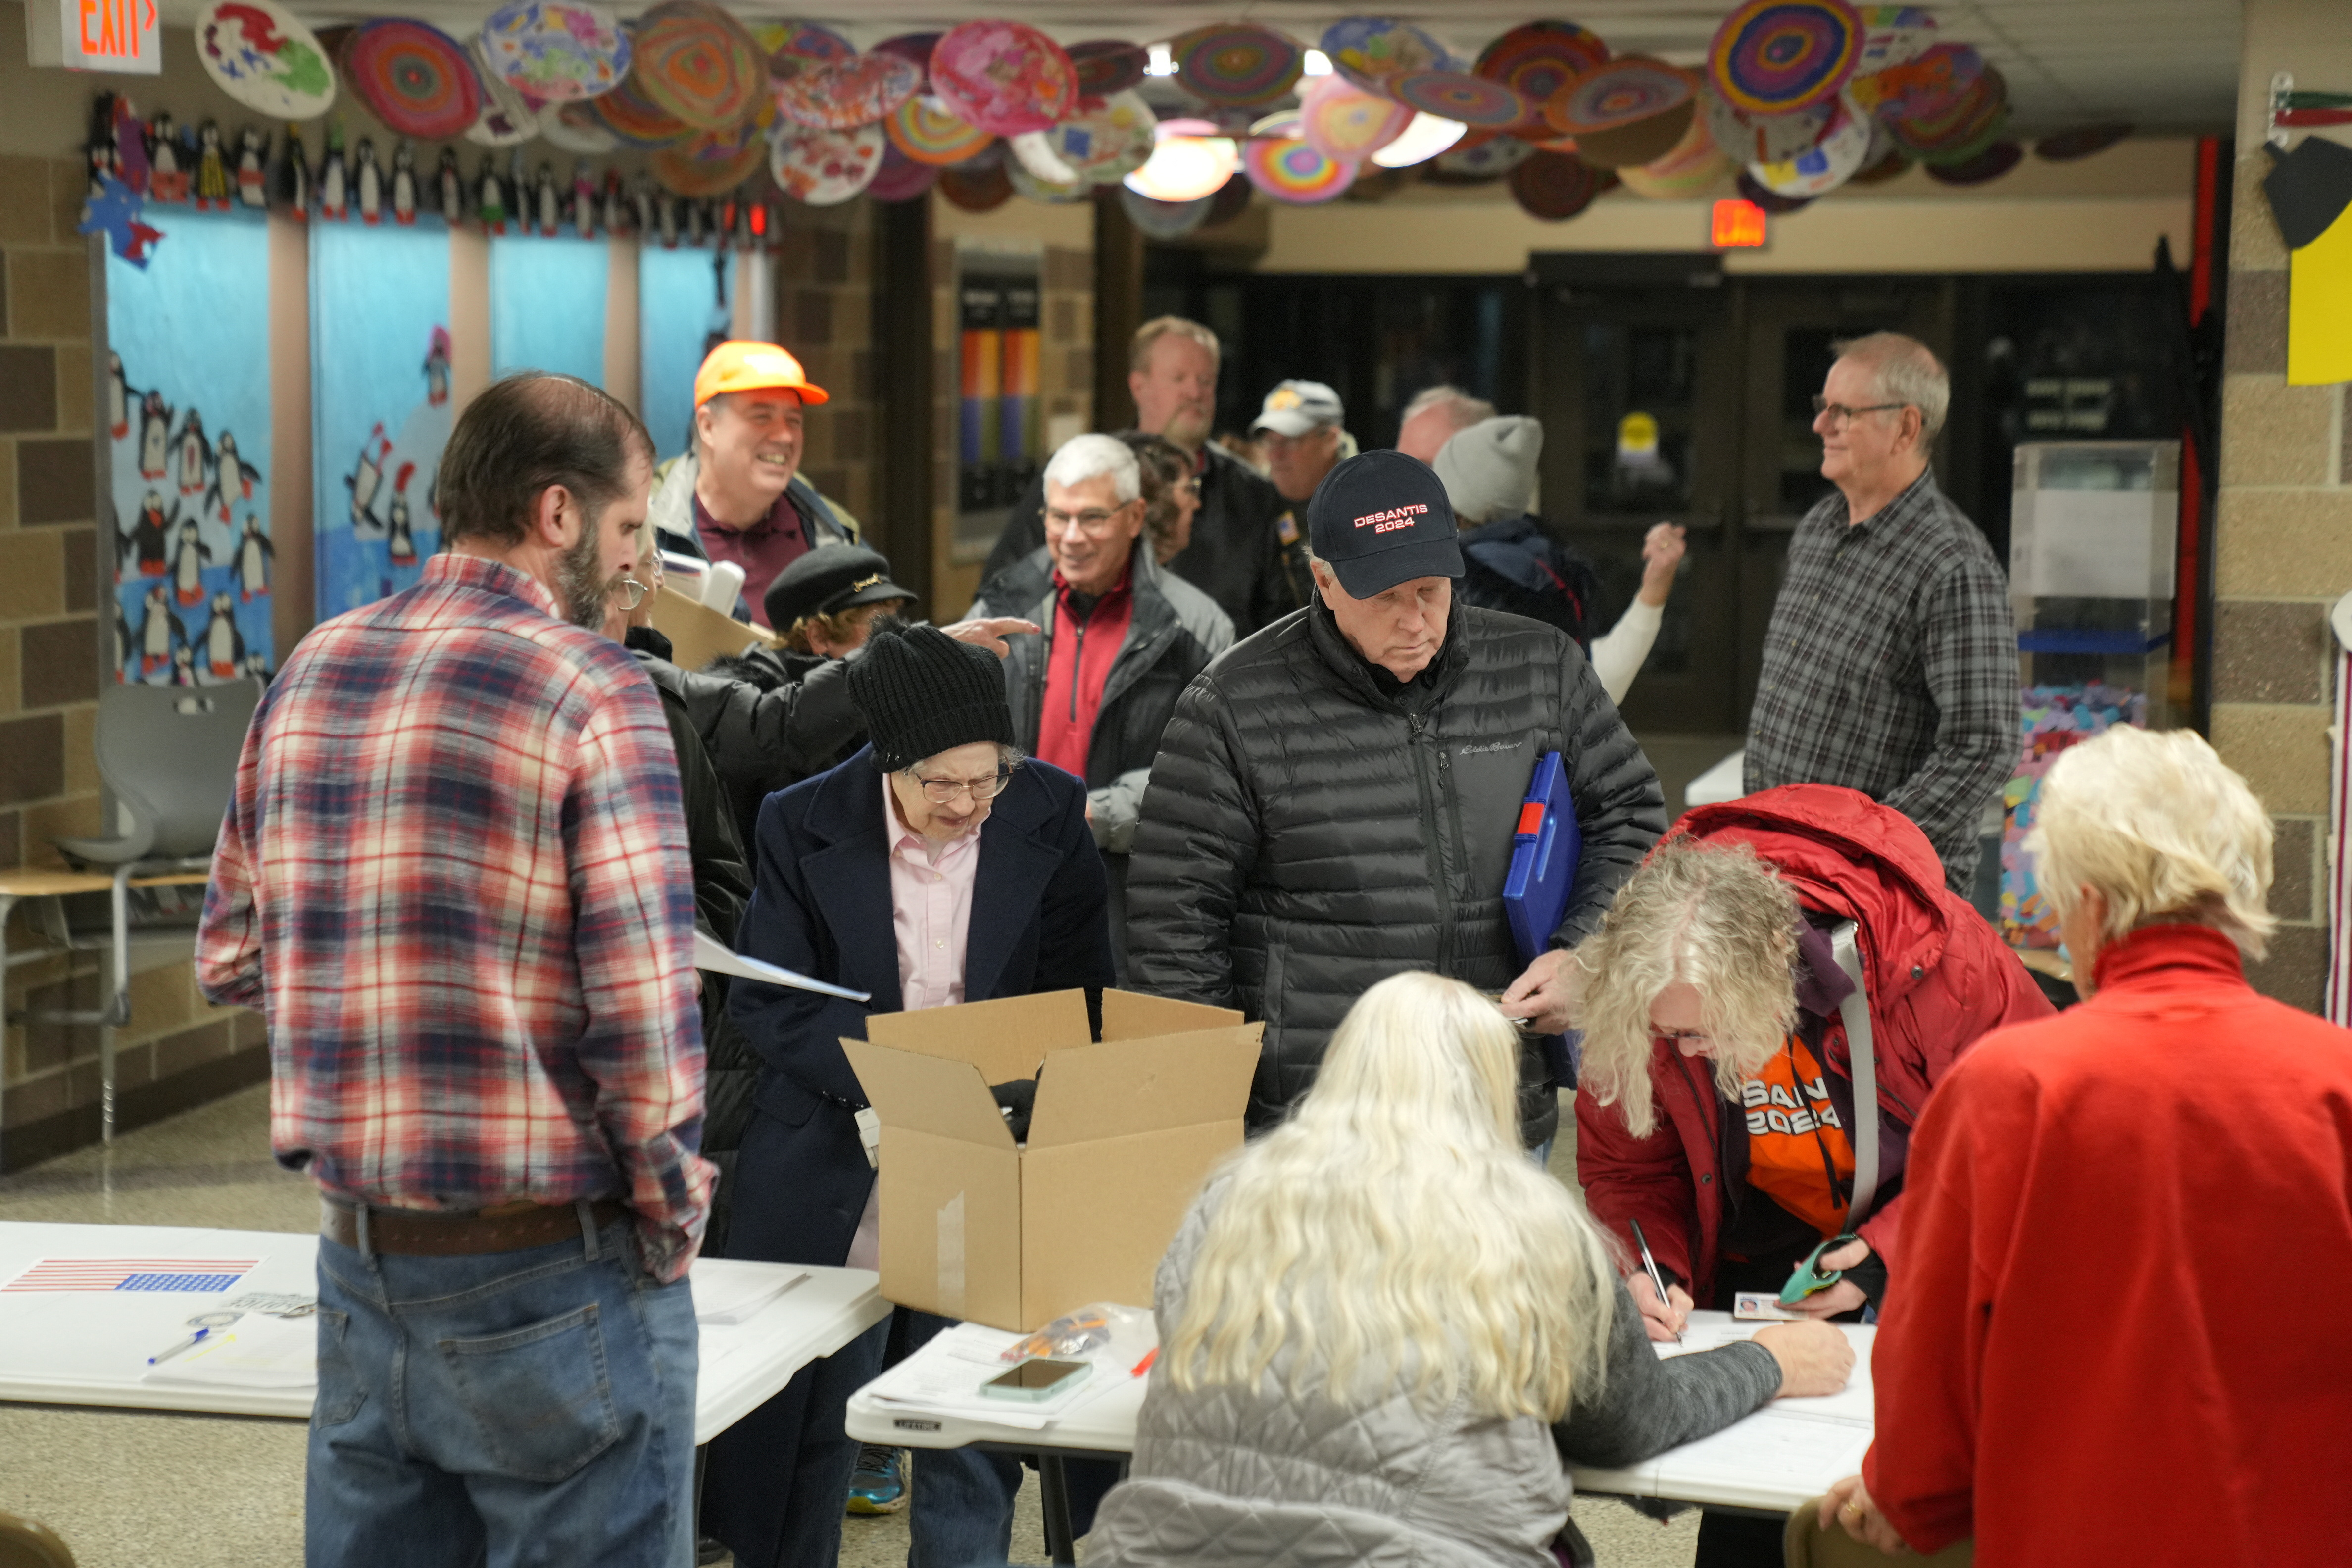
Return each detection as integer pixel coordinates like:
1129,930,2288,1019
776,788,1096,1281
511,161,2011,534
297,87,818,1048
770,200,880,532
2211,0,2352,1011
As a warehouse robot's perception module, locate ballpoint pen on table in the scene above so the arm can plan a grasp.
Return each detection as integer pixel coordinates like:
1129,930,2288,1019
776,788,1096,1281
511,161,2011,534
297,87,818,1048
149,1327,215,1364
1629,1219,1683,1346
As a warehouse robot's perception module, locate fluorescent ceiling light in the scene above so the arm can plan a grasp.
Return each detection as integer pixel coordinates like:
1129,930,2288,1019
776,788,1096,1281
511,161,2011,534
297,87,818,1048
1371,112,1468,168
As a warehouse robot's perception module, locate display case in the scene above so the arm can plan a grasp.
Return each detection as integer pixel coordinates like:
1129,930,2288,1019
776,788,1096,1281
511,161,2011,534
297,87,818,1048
2001,441,2180,946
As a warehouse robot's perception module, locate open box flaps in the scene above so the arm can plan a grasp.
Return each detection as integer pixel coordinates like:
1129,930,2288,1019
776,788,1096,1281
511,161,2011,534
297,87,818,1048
842,988,1261,1329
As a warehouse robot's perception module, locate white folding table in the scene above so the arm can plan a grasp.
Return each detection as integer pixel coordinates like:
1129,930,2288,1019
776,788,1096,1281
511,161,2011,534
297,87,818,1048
845,1311,1877,1561
0,1221,889,1446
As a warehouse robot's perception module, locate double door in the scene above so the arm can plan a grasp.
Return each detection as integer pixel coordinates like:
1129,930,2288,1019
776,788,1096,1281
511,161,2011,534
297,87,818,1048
1529,261,1951,735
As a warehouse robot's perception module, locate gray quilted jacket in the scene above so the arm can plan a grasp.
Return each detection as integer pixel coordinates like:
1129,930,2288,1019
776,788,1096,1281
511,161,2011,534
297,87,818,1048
1087,1178,1783,1568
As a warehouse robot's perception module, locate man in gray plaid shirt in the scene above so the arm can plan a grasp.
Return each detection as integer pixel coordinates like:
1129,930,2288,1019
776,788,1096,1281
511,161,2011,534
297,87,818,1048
1745,333,2015,895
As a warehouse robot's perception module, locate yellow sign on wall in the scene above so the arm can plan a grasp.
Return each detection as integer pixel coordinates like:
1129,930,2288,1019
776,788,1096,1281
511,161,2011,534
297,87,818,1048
2289,206,2352,387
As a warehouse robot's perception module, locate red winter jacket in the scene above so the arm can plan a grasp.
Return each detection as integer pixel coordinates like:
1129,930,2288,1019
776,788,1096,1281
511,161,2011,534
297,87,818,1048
1575,784,2052,1303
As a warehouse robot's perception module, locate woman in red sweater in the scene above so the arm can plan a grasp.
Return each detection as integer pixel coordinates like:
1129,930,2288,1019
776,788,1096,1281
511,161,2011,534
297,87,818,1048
1823,725,2352,1564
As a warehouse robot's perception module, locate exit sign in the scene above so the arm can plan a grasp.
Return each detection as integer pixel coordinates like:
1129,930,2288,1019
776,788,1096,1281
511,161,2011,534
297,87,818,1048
1712,198,1768,249
26,0,161,74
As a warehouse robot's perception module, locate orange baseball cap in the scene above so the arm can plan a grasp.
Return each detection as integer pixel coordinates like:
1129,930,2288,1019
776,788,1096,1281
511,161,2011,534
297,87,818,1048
693,340,830,408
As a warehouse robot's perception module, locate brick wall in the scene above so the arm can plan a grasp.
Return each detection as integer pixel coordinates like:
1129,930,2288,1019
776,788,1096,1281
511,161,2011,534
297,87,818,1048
770,201,880,533
0,153,265,1171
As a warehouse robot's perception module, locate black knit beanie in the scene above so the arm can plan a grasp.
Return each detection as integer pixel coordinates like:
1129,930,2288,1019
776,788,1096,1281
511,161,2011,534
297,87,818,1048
847,622,1014,772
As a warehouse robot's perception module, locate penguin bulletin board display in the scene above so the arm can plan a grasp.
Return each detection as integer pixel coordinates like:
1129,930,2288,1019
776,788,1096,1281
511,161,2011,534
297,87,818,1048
490,231,611,384
105,208,276,687
311,221,452,621
641,246,733,460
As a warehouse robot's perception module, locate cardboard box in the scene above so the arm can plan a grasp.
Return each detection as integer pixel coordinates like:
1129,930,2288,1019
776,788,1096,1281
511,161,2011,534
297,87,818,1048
842,989,1260,1331
648,583,779,672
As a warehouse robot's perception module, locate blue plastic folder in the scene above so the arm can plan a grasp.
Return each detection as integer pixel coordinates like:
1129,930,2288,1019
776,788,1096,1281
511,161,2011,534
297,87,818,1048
1503,751,1580,963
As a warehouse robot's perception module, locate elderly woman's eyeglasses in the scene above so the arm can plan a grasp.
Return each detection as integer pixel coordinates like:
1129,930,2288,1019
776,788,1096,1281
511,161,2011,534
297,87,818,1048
613,578,651,611
1810,396,1906,427
904,764,1016,804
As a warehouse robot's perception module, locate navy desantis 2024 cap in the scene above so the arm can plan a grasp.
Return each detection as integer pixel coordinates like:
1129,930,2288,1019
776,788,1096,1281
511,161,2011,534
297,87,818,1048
1305,450,1464,599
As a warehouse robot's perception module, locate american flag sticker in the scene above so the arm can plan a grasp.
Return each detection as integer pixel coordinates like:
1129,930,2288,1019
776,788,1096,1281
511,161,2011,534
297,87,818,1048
2,1258,260,1293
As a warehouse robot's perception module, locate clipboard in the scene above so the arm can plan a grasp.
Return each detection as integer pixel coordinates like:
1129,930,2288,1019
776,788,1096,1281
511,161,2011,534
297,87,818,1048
1502,750,1580,964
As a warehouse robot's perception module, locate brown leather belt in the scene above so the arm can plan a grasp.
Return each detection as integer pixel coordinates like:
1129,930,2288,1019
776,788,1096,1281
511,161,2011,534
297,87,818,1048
321,1196,629,1256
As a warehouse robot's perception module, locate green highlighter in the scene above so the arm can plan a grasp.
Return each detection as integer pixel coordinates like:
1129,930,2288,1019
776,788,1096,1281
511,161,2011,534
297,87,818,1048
1779,1232,1863,1307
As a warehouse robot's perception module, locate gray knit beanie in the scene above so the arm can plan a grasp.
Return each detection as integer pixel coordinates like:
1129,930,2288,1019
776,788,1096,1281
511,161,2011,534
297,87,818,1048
1432,415,1543,526
846,622,1013,772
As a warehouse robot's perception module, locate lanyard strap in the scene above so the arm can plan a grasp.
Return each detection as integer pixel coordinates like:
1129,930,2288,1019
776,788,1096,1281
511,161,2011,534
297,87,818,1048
1828,921,1880,1226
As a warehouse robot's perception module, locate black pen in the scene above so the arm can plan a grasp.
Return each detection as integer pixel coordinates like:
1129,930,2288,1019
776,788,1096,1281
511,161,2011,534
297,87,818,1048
1629,1219,1683,1345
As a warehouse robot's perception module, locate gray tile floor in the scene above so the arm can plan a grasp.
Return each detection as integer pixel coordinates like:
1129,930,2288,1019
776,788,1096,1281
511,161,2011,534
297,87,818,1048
0,1085,1700,1568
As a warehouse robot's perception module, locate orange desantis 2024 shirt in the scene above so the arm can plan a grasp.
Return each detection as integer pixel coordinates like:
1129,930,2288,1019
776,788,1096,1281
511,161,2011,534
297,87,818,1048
1739,1036,1855,1240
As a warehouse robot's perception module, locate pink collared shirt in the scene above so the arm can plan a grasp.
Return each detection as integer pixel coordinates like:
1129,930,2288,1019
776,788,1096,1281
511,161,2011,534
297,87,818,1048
884,773,981,1013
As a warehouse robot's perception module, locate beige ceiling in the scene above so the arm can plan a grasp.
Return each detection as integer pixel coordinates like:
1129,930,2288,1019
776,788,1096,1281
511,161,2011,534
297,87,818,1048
184,0,2248,134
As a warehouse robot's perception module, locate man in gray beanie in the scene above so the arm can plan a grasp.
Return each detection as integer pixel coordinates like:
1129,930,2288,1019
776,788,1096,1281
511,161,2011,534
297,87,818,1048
700,618,1116,1568
1432,414,1686,709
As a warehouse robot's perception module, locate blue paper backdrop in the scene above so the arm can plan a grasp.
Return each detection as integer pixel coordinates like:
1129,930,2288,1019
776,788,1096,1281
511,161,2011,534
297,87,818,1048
491,233,609,385
312,221,451,620
640,246,731,461
106,207,274,686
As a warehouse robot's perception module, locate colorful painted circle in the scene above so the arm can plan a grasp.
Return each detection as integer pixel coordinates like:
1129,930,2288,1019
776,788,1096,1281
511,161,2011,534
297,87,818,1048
756,19,854,81
1067,39,1149,97
867,141,941,201
772,52,921,131
1708,0,1863,117
655,123,766,195
768,121,884,205
1702,86,1834,163
1475,21,1608,134
1317,16,1457,95
1007,157,1086,203
2034,122,2133,162
1884,64,2007,162
1547,57,1695,136
1172,24,1303,108
480,1,629,102
1390,70,1526,128
341,19,483,141
1242,134,1357,203
1851,41,1984,123
1120,185,1214,239
1050,90,1157,185
1509,149,1604,220
929,22,1078,138
540,101,621,153
885,94,993,167
1618,110,1737,198
630,1,764,131
1854,4,1936,75
871,31,941,87
938,159,1014,212
195,0,338,119
1433,133,1534,179
1749,92,1871,195
1735,166,1813,213
1924,138,2021,185
1574,100,1696,169
590,76,692,146
1298,73,1412,162
465,33,541,146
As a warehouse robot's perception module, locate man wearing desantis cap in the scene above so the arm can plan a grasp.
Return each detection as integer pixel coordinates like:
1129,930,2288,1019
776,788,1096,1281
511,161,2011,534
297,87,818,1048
649,339,862,626
1126,450,1667,1152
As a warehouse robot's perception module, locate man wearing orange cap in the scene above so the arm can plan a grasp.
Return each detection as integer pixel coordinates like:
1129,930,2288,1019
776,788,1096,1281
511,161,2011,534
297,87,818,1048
650,340,863,627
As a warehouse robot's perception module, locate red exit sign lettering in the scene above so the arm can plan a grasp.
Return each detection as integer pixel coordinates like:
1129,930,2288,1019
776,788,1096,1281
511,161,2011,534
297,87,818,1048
1712,199,1768,249
26,0,161,73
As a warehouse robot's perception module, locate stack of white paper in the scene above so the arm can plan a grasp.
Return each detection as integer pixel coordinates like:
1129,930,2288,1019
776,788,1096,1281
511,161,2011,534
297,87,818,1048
690,1259,809,1326
863,1321,1127,1431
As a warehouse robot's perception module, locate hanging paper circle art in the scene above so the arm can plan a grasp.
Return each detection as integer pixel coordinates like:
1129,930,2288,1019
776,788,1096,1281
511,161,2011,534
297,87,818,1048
1173,24,1303,108
1318,16,1456,95
1548,57,1694,135
1749,93,1871,195
1051,91,1157,185
1125,124,1240,203
540,101,621,153
1433,134,1534,180
1851,41,1982,122
1299,73,1412,162
631,1,764,131
770,122,884,205
885,94,992,167
1068,39,1149,97
1475,22,1609,130
1709,0,1862,118
1736,166,1813,213
1121,185,1214,240
867,141,941,202
773,52,922,131
1243,135,1356,204
657,122,765,195
591,77,692,146
939,160,1014,213
872,31,941,86
342,20,483,141
1371,111,1470,168
466,34,540,146
1510,150,1604,221
196,0,338,119
1703,86,1834,164
929,22,1078,138
1618,109,1736,198
1883,63,2006,163
480,1,630,102
1854,5,1936,75
758,19,855,81
1391,71,1526,128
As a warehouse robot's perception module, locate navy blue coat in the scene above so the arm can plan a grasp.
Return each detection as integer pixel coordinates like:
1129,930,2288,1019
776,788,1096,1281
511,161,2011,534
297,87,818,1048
722,745,1116,1270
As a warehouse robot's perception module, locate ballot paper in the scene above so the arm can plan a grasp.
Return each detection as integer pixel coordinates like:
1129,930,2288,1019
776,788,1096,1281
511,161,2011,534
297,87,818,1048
1657,1317,1877,1425
689,1258,809,1326
864,1320,1130,1431
693,930,871,1003
140,1310,317,1391
1643,1407,1873,1491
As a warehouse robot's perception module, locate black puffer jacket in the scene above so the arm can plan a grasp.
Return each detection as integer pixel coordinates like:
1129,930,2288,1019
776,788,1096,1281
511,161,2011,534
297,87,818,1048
1126,599,1666,1146
662,643,864,850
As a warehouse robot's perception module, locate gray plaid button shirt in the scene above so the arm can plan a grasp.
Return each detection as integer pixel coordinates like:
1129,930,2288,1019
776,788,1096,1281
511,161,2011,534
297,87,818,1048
1744,469,2017,894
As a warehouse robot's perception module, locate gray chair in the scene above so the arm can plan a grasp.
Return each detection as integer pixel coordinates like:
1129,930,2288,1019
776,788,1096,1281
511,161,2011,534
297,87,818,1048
42,679,261,1141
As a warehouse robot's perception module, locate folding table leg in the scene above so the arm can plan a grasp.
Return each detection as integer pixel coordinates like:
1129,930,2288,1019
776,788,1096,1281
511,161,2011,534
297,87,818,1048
1038,1454,1076,1567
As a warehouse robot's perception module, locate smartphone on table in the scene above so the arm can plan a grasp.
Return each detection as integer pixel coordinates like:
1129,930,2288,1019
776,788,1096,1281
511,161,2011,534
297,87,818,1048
980,1357,1091,1403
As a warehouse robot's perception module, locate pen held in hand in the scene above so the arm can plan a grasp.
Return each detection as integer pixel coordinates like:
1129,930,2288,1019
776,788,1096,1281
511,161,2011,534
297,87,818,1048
1629,1218,1683,1346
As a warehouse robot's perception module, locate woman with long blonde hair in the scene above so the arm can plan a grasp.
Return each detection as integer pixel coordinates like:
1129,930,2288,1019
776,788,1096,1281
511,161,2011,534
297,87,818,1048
1086,971,1850,1568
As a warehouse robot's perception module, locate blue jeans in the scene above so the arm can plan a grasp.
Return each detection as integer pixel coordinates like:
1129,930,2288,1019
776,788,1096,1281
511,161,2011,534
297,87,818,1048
307,1211,698,1568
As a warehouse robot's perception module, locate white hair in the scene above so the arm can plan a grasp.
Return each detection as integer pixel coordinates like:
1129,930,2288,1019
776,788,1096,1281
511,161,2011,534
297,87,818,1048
1165,972,1616,1422
1043,433,1140,504
1834,332,1950,442
2024,726,2276,959
1402,384,1496,430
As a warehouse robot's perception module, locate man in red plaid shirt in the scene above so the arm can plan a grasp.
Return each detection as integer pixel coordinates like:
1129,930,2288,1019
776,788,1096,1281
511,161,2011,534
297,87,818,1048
198,372,713,1567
